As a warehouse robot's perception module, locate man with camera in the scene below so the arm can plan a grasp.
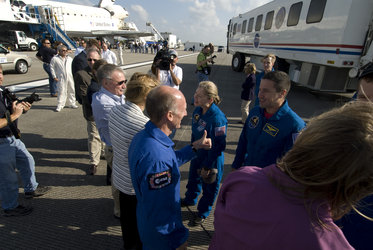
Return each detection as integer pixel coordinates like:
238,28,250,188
0,65,50,217
155,49,183,89
196,44,216,82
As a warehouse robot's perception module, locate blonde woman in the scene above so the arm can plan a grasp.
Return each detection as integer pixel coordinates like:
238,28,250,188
182,81,227,226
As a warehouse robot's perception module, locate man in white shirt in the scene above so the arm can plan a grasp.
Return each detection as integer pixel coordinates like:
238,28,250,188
102,42,118,65
157,49,183,89
91,64,126,218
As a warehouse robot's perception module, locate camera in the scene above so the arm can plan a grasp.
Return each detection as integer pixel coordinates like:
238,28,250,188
210,55,217,65
154,48,172,71
3,88,42,104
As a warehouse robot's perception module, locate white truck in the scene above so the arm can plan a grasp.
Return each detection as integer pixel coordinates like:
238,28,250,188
0,30,39,51
184,41,205,52
227,0,373,92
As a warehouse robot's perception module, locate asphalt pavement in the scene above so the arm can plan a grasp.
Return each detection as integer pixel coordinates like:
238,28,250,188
0,50,351,249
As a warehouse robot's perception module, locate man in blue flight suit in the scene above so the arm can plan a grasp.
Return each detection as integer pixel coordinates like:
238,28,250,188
128,85,212,250
232,71,305,170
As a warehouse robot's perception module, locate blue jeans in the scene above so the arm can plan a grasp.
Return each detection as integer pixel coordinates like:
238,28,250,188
43,63,57,95
197,71,209,83
0,136,38,210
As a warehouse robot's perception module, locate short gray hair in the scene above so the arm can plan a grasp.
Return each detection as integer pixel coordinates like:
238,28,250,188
96,64,125,84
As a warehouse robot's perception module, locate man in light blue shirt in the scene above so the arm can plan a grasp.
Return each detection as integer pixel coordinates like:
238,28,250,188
91,64,126,218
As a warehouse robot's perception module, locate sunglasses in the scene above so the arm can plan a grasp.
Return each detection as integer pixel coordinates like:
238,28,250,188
107,78,127,85
87,58,98,62
44,42,51,44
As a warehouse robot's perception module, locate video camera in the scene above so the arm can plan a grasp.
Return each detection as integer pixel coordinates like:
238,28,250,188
210,55,217,65
154,48,173,71
3,88,42,104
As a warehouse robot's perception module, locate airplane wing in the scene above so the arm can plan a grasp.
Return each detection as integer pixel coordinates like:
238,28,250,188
91,30,154,38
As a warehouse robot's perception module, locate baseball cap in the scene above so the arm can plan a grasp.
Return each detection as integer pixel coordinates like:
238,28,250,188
359,63,373,79
169,49,178,57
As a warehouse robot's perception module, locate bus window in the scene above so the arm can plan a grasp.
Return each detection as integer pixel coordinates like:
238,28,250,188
306,0,327,23
255,14,263,31
287,2,303,26
275,7,286,29
264,11,274,30
242,20,247,34
233,23,237,35
248,18,254,33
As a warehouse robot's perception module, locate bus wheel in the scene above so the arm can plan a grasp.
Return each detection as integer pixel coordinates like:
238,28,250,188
232,53,245,72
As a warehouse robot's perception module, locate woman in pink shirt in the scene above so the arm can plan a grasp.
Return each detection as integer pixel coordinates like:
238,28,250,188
210,101,373,250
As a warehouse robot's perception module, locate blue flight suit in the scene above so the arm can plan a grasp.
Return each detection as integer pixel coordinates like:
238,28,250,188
232,100,305,169
184,103,227,219
129,121,195,250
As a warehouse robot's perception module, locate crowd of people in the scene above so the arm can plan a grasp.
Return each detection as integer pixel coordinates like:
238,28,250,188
1,37,373,250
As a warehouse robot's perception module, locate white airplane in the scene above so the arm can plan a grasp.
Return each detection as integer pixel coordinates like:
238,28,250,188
0,0,153,39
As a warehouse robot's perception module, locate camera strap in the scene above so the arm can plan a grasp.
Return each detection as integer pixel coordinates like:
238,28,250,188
5,110,21,139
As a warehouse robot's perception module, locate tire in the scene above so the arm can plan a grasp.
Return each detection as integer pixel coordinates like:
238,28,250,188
15,60,28,74
29,43,38,51
232,53,245,72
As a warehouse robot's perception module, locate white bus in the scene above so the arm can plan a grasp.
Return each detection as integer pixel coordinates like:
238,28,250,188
227,0,373,92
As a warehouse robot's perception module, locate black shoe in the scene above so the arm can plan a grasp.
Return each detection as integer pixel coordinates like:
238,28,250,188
191,216,205,226
2,205,33,217
88,164,98,175
180,198,194,207
25,185,51,199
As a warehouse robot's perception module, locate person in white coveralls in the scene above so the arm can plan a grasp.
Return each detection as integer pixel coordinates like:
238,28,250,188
50,45,78,112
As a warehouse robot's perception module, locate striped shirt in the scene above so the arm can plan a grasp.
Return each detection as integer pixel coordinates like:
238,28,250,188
109,101,149,195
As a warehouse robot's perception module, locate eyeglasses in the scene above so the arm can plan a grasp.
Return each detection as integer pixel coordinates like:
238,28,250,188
44,42,51,44
87,58,98,62
61,50,67,52
106,78,127,85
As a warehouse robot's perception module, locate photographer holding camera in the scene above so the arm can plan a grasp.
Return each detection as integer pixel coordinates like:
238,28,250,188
196,43,216,82
152,49,183,89
0,65,50,217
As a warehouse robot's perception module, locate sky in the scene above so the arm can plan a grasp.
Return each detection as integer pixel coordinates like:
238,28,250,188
57,0,272,46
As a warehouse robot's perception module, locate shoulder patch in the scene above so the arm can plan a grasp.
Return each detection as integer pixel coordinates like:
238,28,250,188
148,170,172,190
215,125,226,137
248,116,260,129
263,123,279,137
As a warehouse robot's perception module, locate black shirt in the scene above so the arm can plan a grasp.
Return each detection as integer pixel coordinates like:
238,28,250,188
36,46,56,64
0,87,18,137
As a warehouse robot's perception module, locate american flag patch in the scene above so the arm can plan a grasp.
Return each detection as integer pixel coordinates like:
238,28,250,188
215,125,226,137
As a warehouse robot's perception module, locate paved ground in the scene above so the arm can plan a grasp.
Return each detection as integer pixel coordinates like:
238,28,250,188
0,50,350,249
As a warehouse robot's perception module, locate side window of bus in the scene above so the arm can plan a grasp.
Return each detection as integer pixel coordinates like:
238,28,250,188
248,18,254,33
264,10,274,30
306,0,327,23
237,23,242,33
242,20,247,34
233,23,237,35
255,14,263,31
287,2,303,26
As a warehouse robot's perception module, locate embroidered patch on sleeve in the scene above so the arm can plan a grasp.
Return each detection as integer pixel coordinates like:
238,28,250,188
215,125,226,137
148,170,172,190
263,123,279,137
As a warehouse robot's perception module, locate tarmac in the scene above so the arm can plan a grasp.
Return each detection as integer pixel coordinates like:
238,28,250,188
0,50,349,249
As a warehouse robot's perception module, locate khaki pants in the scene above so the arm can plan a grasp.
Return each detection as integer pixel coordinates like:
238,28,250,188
86,120,103,165
241,100,251,123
